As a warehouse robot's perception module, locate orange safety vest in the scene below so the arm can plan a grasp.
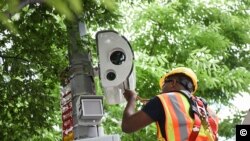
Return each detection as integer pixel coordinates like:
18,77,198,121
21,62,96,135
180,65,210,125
156,92,218,141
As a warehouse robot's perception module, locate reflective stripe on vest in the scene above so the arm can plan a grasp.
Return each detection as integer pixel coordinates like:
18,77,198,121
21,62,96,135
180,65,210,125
156,92,214,141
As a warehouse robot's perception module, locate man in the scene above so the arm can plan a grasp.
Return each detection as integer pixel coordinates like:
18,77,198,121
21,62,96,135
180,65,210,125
122,67,219,141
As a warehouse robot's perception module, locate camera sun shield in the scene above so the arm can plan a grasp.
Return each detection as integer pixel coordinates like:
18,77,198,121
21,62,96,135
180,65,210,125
96,30,134,87
96,30,135,104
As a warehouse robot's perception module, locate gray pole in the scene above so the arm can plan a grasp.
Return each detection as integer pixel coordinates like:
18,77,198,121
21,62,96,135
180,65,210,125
67,19,98,139
15,1,119,140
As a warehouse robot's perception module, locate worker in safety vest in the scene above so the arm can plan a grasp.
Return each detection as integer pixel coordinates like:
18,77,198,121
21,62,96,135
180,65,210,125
122,67,219,141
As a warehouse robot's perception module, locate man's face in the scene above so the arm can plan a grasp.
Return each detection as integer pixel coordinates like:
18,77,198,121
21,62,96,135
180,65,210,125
161,75,180,93
161,74,194,93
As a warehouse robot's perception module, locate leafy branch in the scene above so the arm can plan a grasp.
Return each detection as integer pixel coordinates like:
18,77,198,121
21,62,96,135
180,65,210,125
18,0,45,10
0,54,29,62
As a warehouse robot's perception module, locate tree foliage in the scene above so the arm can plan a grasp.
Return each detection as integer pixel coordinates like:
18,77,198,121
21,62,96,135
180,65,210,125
104,0,250,140
130,0,250,102
0,0,121,140
0,0,249,140
0,4,68,140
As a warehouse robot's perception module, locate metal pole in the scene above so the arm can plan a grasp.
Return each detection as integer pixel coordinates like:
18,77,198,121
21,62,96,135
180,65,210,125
65,19,120,141
67,19,98,139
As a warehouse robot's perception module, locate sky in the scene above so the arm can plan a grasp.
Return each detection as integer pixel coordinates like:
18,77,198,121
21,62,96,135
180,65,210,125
211,92,250,141
218,92,250,121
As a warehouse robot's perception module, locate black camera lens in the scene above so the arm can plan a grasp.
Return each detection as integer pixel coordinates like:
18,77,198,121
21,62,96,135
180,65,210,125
110,50,126,65
106,72,116,81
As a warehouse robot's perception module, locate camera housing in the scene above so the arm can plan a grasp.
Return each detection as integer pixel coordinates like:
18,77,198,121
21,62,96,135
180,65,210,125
96,30,136,104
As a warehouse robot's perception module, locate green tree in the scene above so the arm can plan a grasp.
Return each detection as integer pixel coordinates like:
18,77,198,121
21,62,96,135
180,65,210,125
0,0,121,140
0,0,249,140
103,0,250,140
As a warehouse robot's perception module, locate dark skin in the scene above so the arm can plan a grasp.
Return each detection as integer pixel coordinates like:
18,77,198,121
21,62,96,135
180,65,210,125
122,76,187,133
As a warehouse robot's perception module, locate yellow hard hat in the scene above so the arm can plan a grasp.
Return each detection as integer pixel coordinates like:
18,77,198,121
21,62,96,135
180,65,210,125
159,67,198,95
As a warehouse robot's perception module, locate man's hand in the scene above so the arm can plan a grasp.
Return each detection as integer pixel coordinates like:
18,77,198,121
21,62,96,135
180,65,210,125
122,89,154,133
122,89,137,130
123,89,137,102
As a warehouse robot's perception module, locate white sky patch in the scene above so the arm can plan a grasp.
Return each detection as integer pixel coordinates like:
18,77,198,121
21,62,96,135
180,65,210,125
232,93,250,112
214,92,250,141
214,92,250,121
11,13,20,21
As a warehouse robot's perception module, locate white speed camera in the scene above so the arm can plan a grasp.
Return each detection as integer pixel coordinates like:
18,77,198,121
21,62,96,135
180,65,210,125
96,30,136,104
